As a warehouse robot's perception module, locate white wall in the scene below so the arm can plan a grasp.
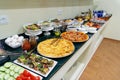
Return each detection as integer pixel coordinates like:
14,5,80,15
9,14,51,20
0,6,93,39
1,0,119,40
0,0,94,39
95,0,120,40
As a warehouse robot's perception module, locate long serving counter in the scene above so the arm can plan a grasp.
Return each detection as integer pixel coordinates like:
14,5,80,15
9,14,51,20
62,20,111,80
0,18,111,80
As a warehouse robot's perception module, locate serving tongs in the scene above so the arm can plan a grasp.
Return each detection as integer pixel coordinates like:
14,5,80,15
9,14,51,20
50,38,61,46
25,47,36,59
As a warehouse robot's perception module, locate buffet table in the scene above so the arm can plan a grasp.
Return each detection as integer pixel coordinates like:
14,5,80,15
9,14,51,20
0,32,93,80
0,16,111,80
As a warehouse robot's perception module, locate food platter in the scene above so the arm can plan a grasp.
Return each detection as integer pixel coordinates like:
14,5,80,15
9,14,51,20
23,23,42,35
37,38,75,58
0,62,42,80
60,31,89,42
14,53,57,77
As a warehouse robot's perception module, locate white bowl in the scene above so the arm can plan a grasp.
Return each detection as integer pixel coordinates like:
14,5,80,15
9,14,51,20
88,27,97,32
23,23,42,35
5,35,24,48
77,27,88,33
37,21,54,31
67,26,78,31
88,27,97,33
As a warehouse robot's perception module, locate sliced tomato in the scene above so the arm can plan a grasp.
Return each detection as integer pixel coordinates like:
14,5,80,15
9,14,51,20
16,70,40,80
23,70,31,77
29,74,40,80
16,76,22,80
19,74,27,80
26,77,31,80
35,76,41,80
29,74,36,80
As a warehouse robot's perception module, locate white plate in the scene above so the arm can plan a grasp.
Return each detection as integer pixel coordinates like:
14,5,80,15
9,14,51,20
41,26,54,31
80,31,88,33
25,31,42,36
14,54,57,77
88,30,97,33
87,27,97,33
77,28,88,33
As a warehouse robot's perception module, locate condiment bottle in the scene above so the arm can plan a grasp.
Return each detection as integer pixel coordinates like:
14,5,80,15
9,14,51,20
89,9,92,19
29,35,37,49
54,28,61,37
22,38,31,51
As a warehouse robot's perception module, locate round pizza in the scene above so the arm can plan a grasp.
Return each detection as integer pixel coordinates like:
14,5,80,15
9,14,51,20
61,31,89,42
37,38,74,58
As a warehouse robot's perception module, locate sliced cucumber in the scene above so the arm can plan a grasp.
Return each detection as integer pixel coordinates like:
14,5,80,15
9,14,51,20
0,66,6,72
8,77,15,80
12,63,18,67
0,71,3,74
10,65,16,70
0,77,4,80
16,66,22,70
0,73,6,79
14,66,21,73
18,68,24,74
14,73,19,78
4,74,10,80
4,62,13,68
5,69,11,74
10,70,15,76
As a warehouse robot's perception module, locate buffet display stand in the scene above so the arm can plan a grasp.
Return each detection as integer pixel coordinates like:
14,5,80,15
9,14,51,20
0,17,111,80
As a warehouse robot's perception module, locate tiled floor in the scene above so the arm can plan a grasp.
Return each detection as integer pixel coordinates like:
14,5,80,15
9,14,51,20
79,38,120,80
